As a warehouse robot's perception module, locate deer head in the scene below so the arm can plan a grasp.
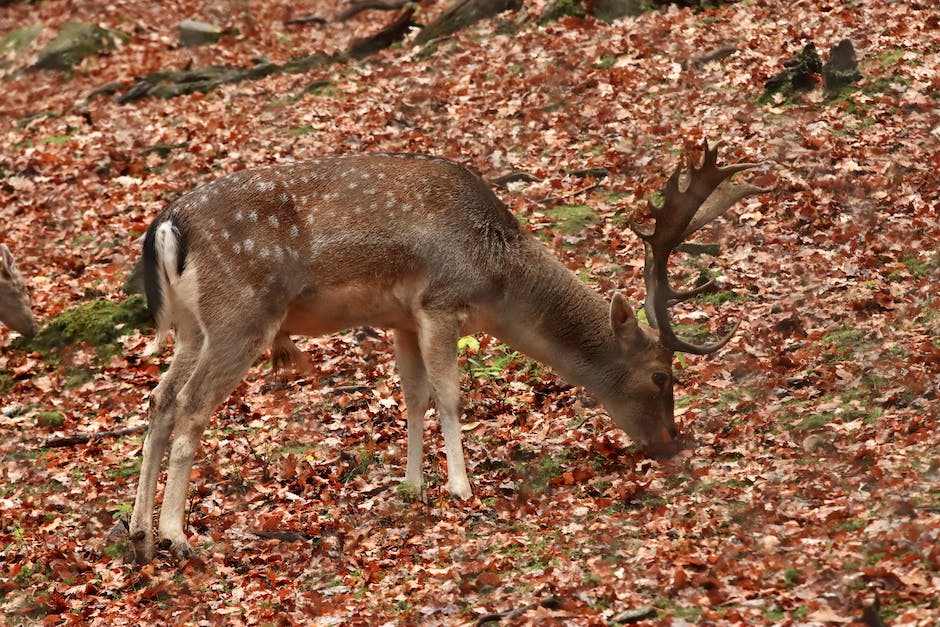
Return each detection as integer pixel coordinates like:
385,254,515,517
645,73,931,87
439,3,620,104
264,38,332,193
621,140,767,453
0,244,38,339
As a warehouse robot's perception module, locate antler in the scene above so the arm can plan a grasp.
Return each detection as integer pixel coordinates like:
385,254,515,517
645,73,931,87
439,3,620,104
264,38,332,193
630,140,767,355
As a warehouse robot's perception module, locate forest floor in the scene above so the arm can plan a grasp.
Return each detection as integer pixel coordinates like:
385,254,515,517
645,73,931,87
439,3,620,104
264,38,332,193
0,0,938,624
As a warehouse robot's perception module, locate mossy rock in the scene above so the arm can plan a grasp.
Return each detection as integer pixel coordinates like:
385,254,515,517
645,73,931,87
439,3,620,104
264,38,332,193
541,0,587,23
33,21,127,71
0,24,42,69
760,42,822,103
17,295,151,360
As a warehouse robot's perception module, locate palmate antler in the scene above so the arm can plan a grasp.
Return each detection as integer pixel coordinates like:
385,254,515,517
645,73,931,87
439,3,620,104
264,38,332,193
631,140,768,355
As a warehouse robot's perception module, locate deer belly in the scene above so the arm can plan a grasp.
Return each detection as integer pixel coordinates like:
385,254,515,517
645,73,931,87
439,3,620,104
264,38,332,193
280,281,422,337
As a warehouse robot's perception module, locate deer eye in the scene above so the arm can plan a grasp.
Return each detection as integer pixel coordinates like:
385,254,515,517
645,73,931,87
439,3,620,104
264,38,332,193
652,372,669,389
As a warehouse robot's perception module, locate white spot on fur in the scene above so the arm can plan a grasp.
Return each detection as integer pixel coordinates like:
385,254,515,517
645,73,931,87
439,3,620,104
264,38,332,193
260,247,270,258
233,242,242,254
249,211,258,222
244,239,254,253
269,215,280,228
290,225,299,238
258,181,275,192
235,211,243,222
279,193,290,203
222,229,231,240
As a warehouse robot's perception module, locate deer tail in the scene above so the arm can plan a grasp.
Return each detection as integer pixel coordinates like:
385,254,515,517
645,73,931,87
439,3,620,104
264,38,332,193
141,214,187,355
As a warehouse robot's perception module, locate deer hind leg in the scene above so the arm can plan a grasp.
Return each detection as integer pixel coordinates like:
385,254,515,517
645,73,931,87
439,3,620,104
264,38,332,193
415,311,472,499
156,322,277,558
393,329,431,499
130,319,204,563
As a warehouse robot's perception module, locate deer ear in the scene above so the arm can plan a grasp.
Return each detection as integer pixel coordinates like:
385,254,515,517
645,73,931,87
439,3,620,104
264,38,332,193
610,292,640,341
0,244,14,276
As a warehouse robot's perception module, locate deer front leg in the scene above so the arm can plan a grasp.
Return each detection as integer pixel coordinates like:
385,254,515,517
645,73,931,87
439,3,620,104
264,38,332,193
416,312,472,500
129,398,174,563
393,329,431,499
157,328,272,558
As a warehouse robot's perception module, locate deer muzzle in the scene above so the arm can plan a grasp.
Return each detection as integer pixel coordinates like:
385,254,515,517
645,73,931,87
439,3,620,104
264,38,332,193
642,426,683,458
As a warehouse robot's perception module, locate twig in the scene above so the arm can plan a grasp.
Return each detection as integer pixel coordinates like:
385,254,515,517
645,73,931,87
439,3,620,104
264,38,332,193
254,530,319,542
536,182,603,205
284,15,328,26
567,167,608,179
330,385,374,395
475,595,562,625
491,170,542,187
681,45,737,70
43,424,147,448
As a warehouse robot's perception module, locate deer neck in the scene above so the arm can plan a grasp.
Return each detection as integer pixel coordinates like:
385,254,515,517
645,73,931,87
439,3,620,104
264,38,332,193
482,242,618,393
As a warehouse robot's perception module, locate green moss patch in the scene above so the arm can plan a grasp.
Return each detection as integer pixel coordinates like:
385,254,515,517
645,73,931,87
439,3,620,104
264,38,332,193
545,204,599,235
18,295,151,360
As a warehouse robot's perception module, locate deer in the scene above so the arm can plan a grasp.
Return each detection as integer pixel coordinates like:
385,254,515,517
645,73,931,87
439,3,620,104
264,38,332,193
0,244,38,339
128,141,767,563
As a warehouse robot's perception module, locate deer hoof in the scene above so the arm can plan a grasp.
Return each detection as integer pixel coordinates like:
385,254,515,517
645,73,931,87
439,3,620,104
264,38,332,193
131,536,154,564
157,535,194,560
446,480,473,501
396,479,426,503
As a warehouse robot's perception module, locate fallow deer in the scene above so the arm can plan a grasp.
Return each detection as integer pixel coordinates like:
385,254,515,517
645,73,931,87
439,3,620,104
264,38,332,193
0,244,38,339
129,141,766,562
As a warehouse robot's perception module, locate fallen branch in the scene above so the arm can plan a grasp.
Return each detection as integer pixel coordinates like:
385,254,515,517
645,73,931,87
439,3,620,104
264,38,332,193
348,7,417,59
337,0,410,22
43,424,147,448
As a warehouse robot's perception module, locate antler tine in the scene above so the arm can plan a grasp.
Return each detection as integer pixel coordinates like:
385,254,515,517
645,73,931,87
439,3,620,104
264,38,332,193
639,139,767,354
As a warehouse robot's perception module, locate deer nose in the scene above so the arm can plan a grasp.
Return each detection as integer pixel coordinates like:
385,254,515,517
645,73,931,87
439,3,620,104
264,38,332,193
643,426,682,458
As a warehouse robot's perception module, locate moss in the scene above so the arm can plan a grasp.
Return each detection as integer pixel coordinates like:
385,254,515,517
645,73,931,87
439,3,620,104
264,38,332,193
18,295,151,360
36,411,65,428
545,204,599,235
595,55,618,69
875,48,905,68
541,0,587,23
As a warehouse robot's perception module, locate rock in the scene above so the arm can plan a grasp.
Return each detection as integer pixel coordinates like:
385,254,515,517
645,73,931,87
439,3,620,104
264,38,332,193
178,19,223,47
33,21,124,71
591,0,647,22
824,39,863,95
0,23,42,69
